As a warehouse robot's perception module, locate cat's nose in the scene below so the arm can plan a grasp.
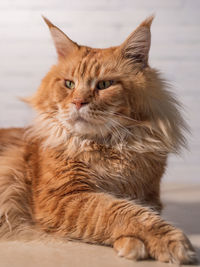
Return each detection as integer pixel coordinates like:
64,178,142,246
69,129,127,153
72,98,89,110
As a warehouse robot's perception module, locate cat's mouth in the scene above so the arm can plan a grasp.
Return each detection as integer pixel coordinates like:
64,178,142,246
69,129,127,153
67,112,108,136
71,114,94,125
72,113,106,127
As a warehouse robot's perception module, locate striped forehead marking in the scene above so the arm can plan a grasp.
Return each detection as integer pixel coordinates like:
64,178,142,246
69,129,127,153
73,51,103,81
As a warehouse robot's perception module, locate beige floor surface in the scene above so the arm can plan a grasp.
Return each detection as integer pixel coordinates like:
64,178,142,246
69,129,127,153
0,183,199,267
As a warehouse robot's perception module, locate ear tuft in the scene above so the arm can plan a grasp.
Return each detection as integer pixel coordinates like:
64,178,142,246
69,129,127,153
139,15,154,28
121,15,154,67
42,16,78,59
42,16,55,29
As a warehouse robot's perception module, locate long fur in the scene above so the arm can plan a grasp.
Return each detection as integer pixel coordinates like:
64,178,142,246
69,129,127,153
0,17,196,264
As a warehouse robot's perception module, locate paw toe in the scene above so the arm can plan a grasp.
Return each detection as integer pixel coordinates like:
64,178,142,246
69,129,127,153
114,236,148,261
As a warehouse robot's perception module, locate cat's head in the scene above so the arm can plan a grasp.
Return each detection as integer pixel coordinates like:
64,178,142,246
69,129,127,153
28,16,187,152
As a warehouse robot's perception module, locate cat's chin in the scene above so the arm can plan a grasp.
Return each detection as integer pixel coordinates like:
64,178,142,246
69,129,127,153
73,120,97,135
69,119,107,138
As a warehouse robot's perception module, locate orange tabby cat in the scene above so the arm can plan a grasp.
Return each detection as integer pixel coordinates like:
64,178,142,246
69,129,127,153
0,16,196,264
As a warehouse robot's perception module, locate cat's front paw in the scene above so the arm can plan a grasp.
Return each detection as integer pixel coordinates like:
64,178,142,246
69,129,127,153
149,230,197,264
113,236,148,260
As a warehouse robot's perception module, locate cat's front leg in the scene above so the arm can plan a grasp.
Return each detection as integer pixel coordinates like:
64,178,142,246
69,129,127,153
113,203,197,264
114,228,196,264
35,191,196,264
111,197,197,264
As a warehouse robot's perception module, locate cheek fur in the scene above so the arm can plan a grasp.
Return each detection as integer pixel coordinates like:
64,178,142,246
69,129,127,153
53,83,71,103
98,85,126,106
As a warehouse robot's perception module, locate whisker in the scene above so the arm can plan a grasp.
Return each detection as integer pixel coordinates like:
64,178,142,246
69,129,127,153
98,110,142,124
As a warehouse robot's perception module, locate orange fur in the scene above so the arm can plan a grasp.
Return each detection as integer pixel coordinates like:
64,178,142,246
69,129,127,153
0,16,196,264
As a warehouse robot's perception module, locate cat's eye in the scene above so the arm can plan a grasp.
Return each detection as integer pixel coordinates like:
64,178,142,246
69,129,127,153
96,80,113,90
65,80,75,89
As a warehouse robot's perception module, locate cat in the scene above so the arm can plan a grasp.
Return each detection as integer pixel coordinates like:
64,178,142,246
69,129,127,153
0,16,197,264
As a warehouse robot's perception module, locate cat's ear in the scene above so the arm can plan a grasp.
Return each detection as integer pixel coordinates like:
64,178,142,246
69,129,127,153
43,16,78,59
120,16,154,67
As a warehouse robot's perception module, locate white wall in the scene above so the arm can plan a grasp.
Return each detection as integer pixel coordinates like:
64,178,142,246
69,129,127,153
0,0,200,183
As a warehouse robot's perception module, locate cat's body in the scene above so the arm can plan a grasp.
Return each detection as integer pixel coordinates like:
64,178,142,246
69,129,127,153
0,16,197,264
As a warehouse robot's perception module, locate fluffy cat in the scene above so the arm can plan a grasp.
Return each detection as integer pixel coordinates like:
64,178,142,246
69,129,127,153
0,16,196,264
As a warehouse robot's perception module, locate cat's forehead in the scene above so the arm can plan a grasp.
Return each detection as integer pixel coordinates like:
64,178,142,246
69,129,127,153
65,46,119,79
81,46,116,58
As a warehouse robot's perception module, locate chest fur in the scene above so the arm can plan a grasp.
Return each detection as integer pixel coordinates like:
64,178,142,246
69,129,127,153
33,144,166,211
74,147,166,202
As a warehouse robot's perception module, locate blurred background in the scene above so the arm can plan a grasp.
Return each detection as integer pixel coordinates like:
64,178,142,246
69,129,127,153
0,0,199,183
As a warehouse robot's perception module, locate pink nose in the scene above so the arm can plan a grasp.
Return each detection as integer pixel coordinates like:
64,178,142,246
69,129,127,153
72,99,89,110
